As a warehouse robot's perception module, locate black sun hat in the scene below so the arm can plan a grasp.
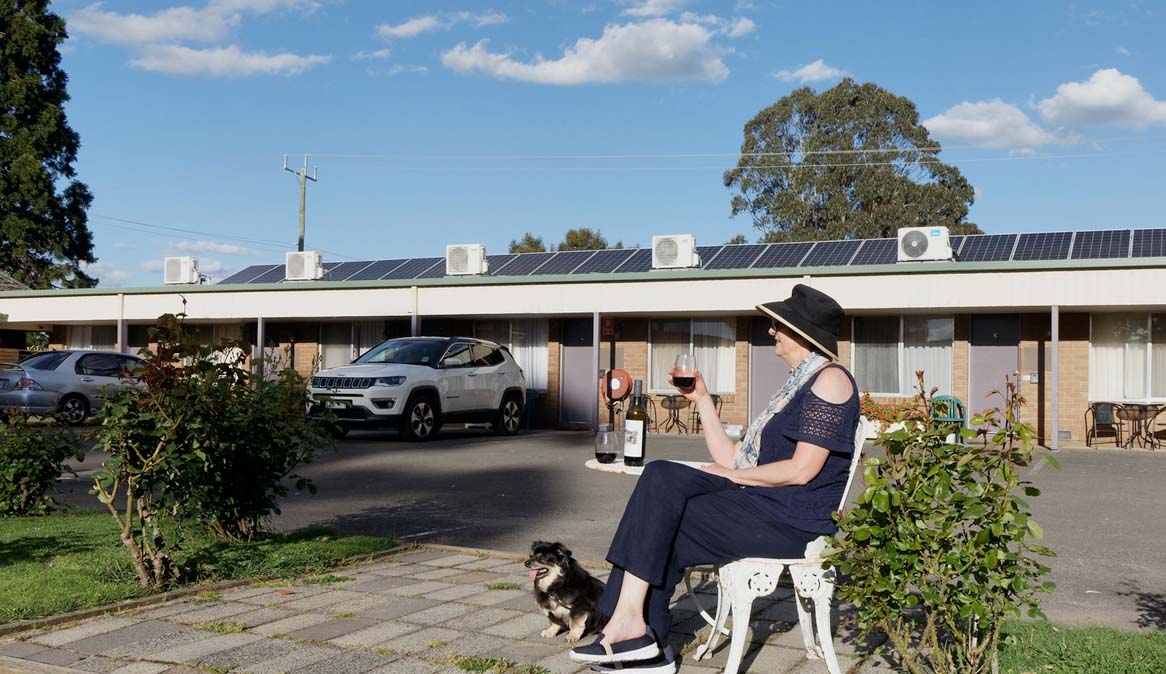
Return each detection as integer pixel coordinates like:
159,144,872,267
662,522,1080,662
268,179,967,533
756,284,845,360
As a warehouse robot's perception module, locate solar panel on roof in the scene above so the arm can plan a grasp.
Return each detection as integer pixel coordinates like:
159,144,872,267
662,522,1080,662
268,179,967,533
696,246,724,267
957,234,1017,262
486,254,517,274
249,265,286,283
532,251,595,275
705,244,767,269
1012,232,1072,261
414,261,447,278
572,248,636,274
614,248,653,273
217,264,276,285
384,257,442,279
322,260,375,282
751,242,813,269
800,240,861,267
347,259,407,281
950,235,966,256
1071,230,1129,259
492,252,556,276
1132,229,1166,257
848,239,897,266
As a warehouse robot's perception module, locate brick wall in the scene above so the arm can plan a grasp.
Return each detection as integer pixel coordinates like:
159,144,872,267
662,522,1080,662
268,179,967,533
1057,313,1090,445
540,318,562,429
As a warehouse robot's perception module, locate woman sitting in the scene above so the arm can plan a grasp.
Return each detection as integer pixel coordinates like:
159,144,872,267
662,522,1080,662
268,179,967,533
570,284,860,674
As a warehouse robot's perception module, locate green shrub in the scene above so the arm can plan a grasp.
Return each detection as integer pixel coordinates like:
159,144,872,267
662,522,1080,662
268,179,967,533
0,412,82,516
91,311,333,589
832,375,1056,674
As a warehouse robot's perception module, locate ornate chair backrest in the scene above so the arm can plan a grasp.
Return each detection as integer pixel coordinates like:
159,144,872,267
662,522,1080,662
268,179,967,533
1094,402,1116,426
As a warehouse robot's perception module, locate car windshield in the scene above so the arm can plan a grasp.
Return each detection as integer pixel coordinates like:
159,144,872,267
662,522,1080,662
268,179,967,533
355,339,448,366
18,351,70,371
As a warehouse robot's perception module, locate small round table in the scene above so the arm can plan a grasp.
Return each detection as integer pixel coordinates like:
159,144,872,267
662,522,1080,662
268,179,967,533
660,395,691,434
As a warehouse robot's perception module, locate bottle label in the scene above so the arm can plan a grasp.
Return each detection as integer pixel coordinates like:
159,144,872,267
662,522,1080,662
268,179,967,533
624,419,645,459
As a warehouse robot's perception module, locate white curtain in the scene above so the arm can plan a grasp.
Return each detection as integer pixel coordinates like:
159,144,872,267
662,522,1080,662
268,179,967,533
319,323,352,370
66,326,92,349
649,320,688,392
1090,313,1143,400
354,321,384,359
1153,315,1166,399
511,319,548,391
902,316,953,395
692,319,736,393
854,317,899,394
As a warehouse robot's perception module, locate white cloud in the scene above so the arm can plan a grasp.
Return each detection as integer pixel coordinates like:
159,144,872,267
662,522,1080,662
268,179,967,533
924,99,1068,149
170,240,254,255
621,0,688,17
131,44,330,76
84,261,132,286
727,17,755,37
677,12,754,38
1116,46,1131,56
441,19,729,85
772,58,847,83
352,48,391,61
110,242,137,250
1036,68,1166,128
69,0,316,46
141,260,164,273
143,257,229,276
386,64,429,75
376,11,509,39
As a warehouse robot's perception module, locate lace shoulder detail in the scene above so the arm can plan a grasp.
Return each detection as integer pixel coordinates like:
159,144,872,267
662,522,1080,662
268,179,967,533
793,391,858,453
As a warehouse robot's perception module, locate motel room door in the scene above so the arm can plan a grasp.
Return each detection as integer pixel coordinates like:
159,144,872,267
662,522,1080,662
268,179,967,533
969,314,1021,421
750,317,791,420
559,318,595,429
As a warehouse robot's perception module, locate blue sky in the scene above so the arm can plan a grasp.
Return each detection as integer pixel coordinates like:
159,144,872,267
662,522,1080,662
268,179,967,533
52,0,1166,286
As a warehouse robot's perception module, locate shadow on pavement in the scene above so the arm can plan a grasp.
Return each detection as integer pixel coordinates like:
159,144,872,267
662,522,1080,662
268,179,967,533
1118,582,1166,630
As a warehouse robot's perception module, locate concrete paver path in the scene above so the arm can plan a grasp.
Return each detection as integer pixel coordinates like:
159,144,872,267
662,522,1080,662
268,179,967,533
0,547,880,674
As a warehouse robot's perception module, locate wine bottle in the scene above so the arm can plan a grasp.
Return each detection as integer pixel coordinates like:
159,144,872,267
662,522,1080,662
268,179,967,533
624,380,647,467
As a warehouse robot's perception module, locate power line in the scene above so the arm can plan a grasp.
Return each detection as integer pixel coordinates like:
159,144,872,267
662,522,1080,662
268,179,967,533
296,133,1166,161
89,213,360,261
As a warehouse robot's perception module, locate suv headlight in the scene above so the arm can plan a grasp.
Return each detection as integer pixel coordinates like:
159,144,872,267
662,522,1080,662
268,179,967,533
373,376,406,387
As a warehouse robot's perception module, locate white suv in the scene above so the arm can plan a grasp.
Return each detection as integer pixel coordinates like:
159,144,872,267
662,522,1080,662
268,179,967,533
308,337,527,441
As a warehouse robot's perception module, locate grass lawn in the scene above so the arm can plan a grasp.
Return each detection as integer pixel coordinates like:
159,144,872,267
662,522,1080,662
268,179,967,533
0,512,396,623
999,621,1166,674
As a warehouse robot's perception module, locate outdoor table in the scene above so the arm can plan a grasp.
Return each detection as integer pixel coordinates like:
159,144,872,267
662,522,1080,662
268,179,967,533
660,395,691,434
1116,403,1162,449
584,458,710,476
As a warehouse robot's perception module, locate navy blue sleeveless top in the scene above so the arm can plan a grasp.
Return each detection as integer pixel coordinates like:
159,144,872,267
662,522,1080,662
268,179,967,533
752,364,860,534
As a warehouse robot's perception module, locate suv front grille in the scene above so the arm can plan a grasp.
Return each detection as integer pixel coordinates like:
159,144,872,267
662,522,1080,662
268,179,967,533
311,376,375,389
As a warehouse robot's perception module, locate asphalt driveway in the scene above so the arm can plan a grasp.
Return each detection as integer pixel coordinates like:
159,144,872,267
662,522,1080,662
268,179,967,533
58,429,1166,631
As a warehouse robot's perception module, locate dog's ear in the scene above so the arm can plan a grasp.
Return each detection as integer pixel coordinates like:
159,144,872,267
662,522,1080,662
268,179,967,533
553,542,573,560
531,540,548,552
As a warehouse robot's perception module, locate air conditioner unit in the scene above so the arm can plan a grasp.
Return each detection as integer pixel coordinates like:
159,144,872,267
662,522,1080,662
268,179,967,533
897,226,953,262
285,251,324,281
446,244,489,275
163,257,200,284
651,234,701,269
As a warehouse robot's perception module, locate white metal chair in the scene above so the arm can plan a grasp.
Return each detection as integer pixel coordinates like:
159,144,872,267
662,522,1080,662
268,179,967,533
686,416,870,674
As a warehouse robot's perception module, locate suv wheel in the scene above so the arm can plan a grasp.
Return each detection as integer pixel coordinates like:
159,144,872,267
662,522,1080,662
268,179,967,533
494,394,523,436
59,394,90,426
401,394,440,441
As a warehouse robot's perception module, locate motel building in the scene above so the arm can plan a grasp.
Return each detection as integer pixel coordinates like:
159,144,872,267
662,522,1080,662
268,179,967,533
1,227,1164,449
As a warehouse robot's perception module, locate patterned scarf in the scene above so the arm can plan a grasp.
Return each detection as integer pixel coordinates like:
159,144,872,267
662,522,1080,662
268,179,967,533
732,352,829,469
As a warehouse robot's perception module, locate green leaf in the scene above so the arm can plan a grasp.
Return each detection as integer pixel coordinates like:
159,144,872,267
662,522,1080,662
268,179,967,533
1026,518,1044,540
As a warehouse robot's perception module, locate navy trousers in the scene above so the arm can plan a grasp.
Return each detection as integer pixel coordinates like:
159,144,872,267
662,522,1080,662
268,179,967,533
599,461,818,643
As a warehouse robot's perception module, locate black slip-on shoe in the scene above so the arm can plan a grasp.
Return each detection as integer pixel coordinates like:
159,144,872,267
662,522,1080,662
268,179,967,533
568,630,661,664
588,647,677,674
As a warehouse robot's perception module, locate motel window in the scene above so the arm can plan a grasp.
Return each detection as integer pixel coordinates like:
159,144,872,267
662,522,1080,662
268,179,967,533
473,319,550,391
853,316,953,396
648,319,736,394
1089,313,1166,401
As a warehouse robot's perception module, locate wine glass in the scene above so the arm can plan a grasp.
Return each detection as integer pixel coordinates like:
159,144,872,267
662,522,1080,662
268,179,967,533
594,423,619,464
673,353,696,391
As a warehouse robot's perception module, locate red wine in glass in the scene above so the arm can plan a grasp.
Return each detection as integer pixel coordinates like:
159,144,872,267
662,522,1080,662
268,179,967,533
673,354,696,390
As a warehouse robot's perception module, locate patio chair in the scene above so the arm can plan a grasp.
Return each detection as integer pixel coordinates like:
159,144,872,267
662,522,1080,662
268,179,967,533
1085,402,1123,448
690,394,723,432
685,416,870,674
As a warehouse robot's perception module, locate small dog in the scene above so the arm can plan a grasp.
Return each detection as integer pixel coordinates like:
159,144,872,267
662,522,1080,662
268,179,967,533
525,540,607,642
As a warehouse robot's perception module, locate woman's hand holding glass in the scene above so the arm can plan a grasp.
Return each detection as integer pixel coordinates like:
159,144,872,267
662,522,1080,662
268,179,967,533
668,353,709,403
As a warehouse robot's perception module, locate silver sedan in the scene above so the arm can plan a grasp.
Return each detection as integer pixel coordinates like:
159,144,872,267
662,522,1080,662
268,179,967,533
0,350,144,424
